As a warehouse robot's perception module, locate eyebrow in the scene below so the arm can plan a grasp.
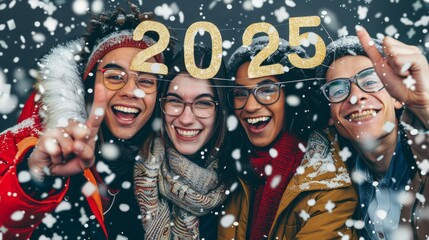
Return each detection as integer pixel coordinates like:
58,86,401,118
165,92,215,100
100,63,124,70
101,63,158,78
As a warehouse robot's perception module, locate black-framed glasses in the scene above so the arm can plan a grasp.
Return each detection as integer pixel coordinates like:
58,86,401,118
320,67,385,103
227,82,285,110
159,96,218,119
98,68,159,93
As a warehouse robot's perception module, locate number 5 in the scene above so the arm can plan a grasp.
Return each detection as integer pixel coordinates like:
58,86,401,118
288,16,326,69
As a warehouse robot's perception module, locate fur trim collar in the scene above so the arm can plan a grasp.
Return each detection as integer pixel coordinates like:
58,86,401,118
37,39,87,129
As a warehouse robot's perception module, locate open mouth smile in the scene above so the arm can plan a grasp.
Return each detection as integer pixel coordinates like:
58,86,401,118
345,109,378,122
246,116,271,130
174,127,202,139
112,105,141,121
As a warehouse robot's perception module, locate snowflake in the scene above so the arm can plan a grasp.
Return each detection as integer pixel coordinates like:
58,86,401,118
383,121,396,133
270,175,282,189
415,16,429,27
227,115,238,131
154,3,178,20
274,6,289,23
385,25,398,36
418,159,429,175
339,147,352,162
220,214,235,228
403,75,416,91
407,28,416,39
416,192,426,203
412,0,423,11
251,0,265,8
42,213,56,228
285,0,296,7
0,225,8,234
357,6,368,20
338,26,348,38
325,200,336,213
299,209,310,221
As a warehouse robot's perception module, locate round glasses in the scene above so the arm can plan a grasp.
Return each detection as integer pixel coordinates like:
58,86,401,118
99,68,158,93
227,82,284,110
320,67,385,103
159,96,218,119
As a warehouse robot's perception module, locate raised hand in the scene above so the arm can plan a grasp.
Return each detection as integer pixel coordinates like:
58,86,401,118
356,26,429,110
28,83,106,179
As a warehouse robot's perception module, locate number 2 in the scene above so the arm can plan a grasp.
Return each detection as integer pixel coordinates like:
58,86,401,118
130,20,169,75
242,22,284,78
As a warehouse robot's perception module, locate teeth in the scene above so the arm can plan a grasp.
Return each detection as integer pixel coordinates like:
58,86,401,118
177,128,200,137
349,110,377,121
247,116,270,124
113,106,139,113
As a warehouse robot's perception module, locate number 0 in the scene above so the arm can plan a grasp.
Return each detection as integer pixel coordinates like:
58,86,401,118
184,21,222,79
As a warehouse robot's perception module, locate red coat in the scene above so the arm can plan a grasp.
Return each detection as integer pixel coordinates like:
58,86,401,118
0,93,107,239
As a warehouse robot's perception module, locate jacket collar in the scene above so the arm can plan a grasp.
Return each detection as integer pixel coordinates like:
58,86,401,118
36,38,87,129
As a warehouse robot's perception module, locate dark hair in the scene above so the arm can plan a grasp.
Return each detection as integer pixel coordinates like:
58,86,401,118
227,37,324,141
81,3,175,147
225,36,328,184
159,44,229,156
158,44,234,183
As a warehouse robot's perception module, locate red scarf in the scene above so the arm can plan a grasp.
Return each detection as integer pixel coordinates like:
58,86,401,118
249,131,304,240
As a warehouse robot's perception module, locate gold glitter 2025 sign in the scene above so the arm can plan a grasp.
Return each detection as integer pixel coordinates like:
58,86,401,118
130,16,326,79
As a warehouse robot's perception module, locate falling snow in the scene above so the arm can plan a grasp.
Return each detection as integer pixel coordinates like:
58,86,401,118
220,214,235,228
1,0,429,238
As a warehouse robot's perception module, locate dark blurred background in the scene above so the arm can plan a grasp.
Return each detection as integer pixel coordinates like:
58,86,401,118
1,0,428,130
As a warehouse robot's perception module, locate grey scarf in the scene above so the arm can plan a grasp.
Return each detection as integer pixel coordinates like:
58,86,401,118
134,137,227,240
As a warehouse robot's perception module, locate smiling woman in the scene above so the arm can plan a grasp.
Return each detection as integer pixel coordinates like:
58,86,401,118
133,44,233,239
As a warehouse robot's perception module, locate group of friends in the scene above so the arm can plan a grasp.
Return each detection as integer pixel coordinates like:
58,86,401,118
0,3,428,240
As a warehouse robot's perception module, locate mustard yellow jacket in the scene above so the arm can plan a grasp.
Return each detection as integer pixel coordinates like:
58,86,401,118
218,130,358,240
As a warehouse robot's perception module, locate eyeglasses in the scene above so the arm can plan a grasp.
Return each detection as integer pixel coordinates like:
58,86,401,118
98,68,158,93
159,96,218,119
320,67,385,103
227,82,284,110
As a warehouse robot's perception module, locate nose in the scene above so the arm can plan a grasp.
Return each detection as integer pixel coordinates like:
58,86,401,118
243,93,262,113
117,77,138,98
178,105,195,125
348,83,368,105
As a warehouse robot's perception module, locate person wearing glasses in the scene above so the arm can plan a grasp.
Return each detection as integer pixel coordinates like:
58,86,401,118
133,45,232,239
316,27,429,239
0,4,174,239
217,36,358,239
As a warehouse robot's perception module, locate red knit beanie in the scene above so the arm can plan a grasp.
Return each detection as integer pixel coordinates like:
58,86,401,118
83,29,164,81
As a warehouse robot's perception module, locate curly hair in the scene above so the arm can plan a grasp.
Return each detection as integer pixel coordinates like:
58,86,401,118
79,2,176,65
80,2,178,149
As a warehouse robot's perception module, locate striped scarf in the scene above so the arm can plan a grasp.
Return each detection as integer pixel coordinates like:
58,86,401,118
134,137,227,239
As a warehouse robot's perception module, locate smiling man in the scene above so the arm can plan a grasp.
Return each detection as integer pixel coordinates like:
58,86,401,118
317,27,429,239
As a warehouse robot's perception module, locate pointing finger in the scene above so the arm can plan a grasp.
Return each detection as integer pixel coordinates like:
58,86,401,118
356,25,384,67
86,83,106,138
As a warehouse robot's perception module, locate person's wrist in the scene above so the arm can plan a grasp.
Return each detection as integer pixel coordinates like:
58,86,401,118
405,104,429,130
28,165,47,182
27,153,49,182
